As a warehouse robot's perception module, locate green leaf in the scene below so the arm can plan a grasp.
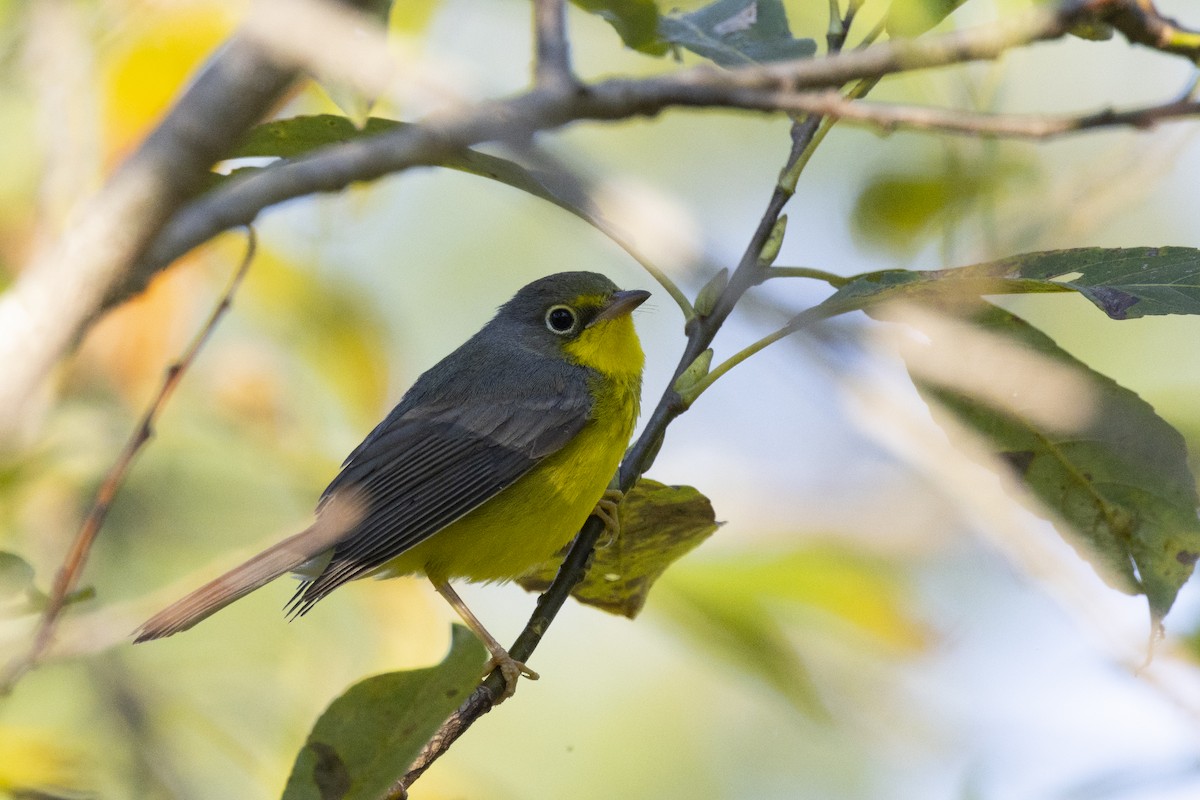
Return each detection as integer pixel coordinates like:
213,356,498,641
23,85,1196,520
659,0,817,67
888,301,1200,624
517,479,720,618
657,574,828,718
230,116,403,159
281,625,486,800
0,551,36,614
656,545,927,717
851,156,1031,256
958,247,1200,319
569,0,667,55
227,116,593,223
886,0,972,37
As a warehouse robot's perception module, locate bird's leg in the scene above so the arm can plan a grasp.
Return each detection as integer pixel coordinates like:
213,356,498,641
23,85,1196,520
593,488,624,549
431,579,538,700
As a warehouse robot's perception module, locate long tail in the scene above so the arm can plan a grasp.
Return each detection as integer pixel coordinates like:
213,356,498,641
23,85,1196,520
133,491,365,642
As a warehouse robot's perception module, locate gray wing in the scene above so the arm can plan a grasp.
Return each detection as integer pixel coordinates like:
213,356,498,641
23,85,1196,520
288,378,592,615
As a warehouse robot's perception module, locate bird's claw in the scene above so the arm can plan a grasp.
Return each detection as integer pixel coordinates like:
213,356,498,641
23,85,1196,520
594,489,624,549
484,650,539,700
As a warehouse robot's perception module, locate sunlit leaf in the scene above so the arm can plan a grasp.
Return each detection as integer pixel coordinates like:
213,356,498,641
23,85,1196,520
518,479,719,618
655,543,927,716
659,0,816,67
658,576,828,717
0,726,81,797
101,6,237,156
389,0,440,33
886,0,971,37
958,247,1200,319
570,0,667,55
281,625,486,800
246,249,391,427
891,301,1200,624
668,548,929,650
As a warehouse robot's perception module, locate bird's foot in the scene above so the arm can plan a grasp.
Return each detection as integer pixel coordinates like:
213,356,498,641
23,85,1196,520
484,648,540,700
594,489,624,549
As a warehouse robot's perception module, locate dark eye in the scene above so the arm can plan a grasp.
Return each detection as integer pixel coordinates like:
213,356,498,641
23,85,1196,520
545,305,578,335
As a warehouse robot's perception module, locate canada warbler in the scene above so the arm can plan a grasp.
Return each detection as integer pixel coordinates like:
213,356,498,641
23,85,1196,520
135,271,648,696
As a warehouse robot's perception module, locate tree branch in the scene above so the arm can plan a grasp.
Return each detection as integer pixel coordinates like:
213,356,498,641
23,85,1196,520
138,1,1094,292
768,91,1200,139
0,231,257,694
533,0,574,89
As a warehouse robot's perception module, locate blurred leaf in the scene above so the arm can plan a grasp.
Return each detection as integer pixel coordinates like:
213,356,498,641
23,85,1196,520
229,116,589,219
0,726,81,797
659,0,816,67
389,0,439,32
1068,18,1115,41
658,575,828,717
318,0,392,124
281,625,486,800
518,479,719,618
852,158,1029,255
0,550,35,614
886,0,971,37
893,301,1200,624
570,0,668,55
655,543,926,716
958,247,1200,319
247,249,391,426
665,547,928,650
101,7,236,156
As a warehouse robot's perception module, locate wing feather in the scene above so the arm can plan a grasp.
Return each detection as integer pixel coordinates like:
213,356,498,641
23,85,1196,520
291,375,593,613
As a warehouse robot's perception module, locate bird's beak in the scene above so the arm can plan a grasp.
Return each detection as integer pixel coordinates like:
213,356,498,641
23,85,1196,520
587,289,651,328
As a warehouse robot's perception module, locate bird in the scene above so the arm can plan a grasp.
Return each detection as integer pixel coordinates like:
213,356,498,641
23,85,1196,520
134,271,649,697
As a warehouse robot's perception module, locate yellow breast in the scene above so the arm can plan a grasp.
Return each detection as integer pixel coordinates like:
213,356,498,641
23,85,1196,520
379,314,644,584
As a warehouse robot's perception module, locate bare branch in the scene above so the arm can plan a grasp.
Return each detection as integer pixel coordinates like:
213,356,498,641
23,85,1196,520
533,0,574,89
0,34,296,446
0,231,257,695
138,2,1087,285
768,90,1200,139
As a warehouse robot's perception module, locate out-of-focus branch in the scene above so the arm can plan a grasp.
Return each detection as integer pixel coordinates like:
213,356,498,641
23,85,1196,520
0,0,392,448
769,91,1200,138
1102,0,1200,56
140,2,1087,284
533,0,574,89
0,231,256,695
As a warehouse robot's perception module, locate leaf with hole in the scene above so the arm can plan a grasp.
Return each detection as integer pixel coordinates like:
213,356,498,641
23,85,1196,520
517,479,719,618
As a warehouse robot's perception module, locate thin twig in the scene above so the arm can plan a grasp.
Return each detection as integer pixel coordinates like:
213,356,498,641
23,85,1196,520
533,0,573,89
396,31,843,800
138,0,1101,286
0,230,258,694
768,91,1200,139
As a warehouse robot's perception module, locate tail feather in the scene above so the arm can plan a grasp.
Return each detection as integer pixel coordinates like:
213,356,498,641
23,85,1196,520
133,490,366,642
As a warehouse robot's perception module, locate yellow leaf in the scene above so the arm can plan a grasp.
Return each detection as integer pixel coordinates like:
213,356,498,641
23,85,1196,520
101,5,238,158
0,726,81,795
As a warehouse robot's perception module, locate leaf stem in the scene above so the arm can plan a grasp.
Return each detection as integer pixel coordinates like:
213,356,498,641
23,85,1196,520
764,266,850,286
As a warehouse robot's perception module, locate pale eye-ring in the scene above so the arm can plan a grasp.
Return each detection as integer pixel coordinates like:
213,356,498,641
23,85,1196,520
545,305,578,335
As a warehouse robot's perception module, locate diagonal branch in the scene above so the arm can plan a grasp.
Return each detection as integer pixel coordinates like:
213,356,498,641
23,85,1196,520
0,230,257,695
